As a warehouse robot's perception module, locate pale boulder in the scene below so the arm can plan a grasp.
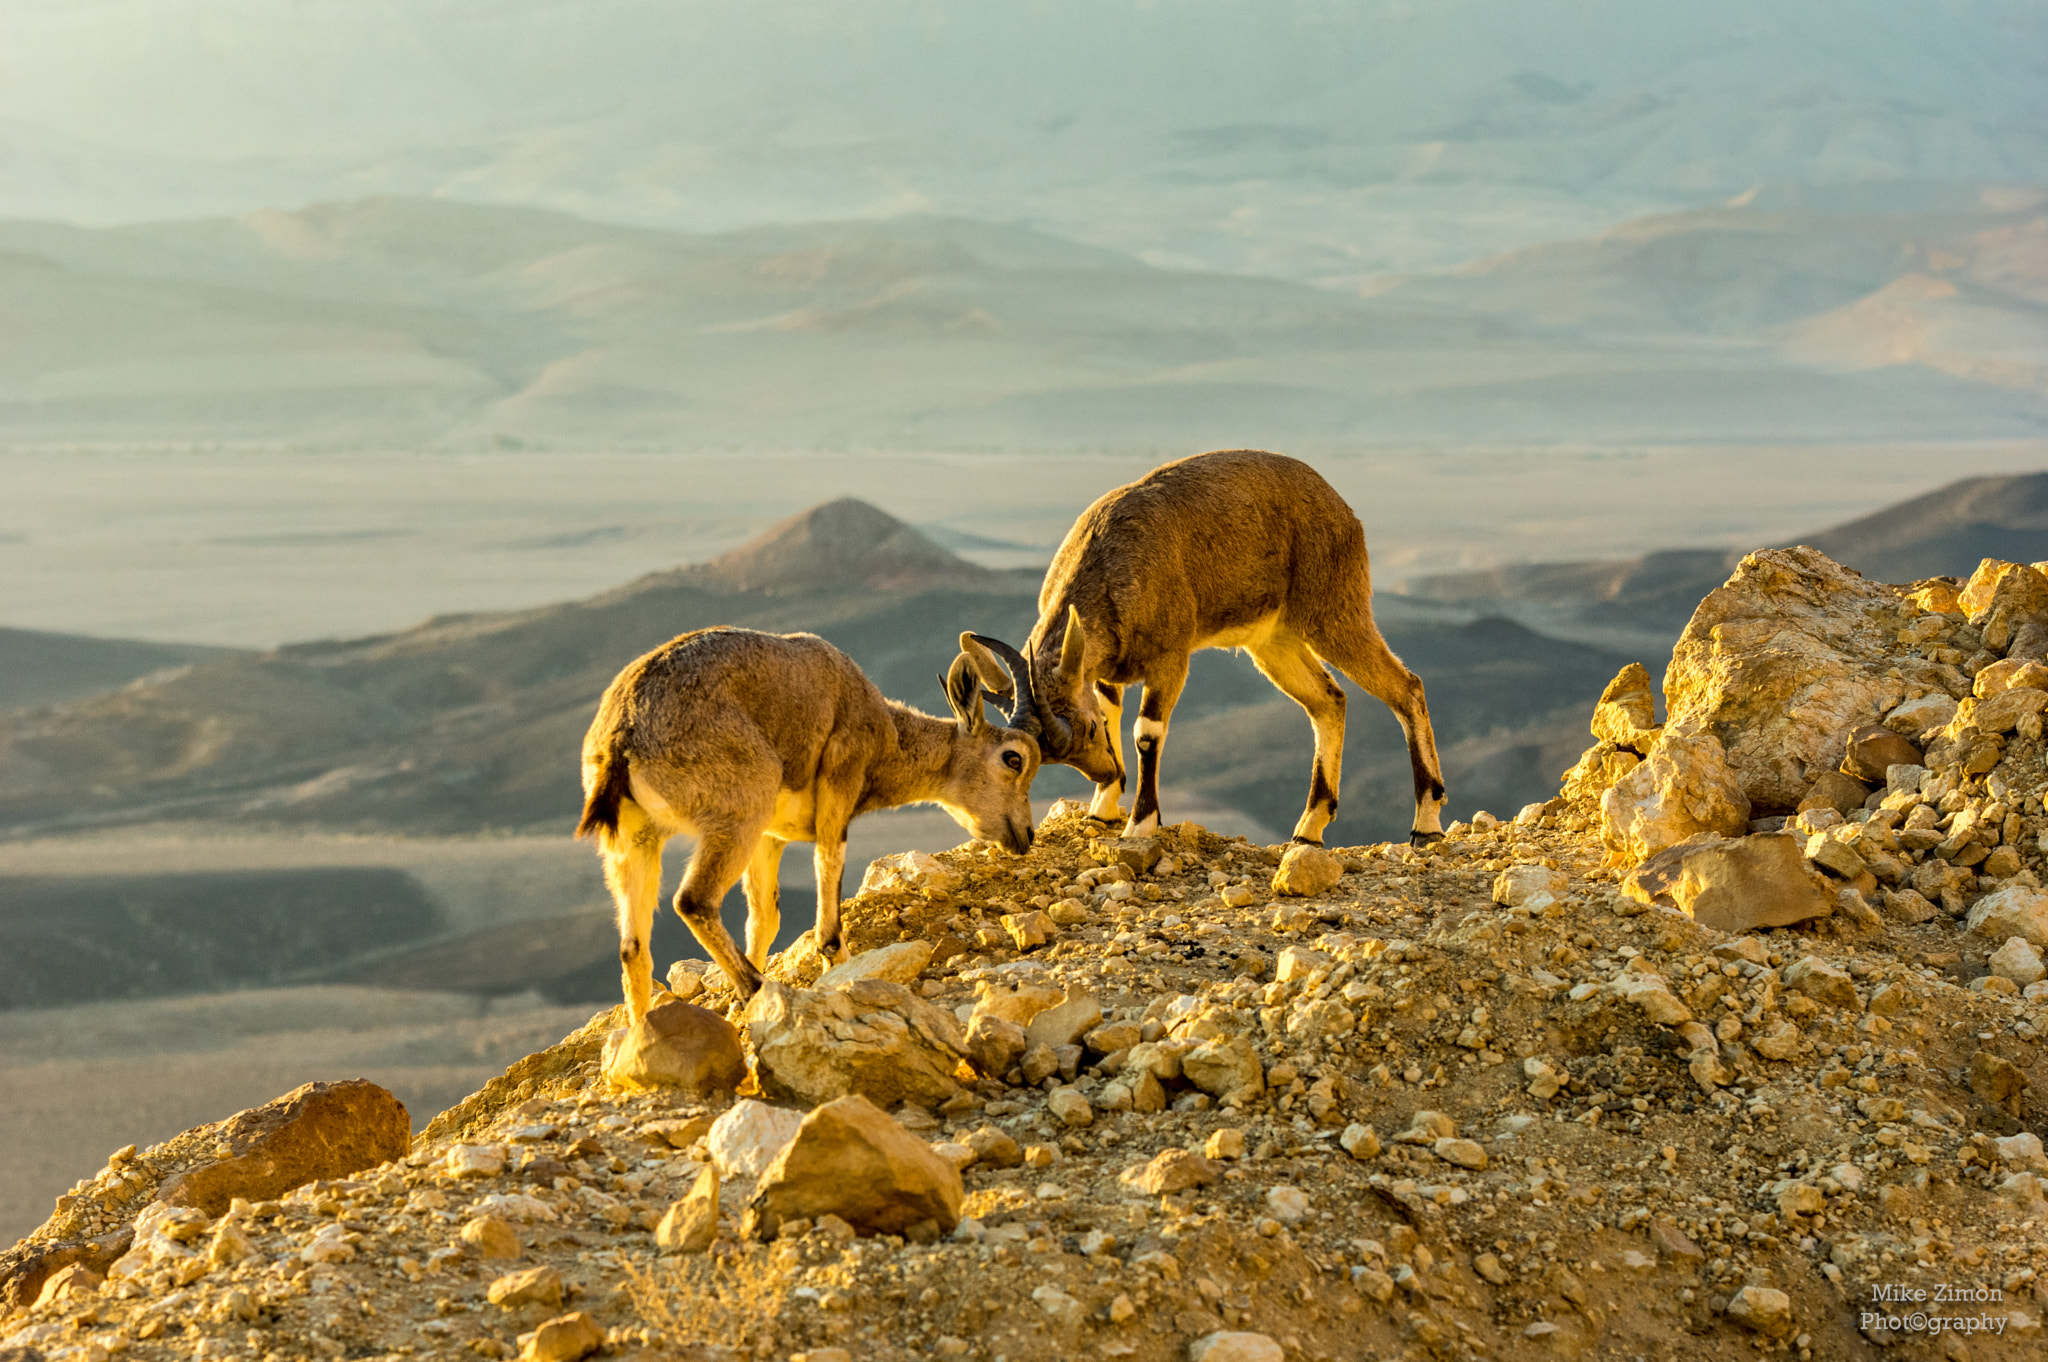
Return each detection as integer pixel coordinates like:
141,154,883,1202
1967,886,2048,947
1120,1148,1218,1195
1661,547,1906,812
1971,685,2048,734
1885,694,1956,738
1180,1035,1264,1104
1726,1286,1794,1337
815,941,934,991
521,1312,605,1362
1493,864,1568,908
1025,993,1104,1050
1967,559,2048,657
1271,843,1343,897
971,976,1064,1026
744,979,968,1108
705,1101,804,1183
1188,1333,1283,1362
744,1095,965,1240
1590,662,1661,750
1990,937,2047,986
859,850,959,895
1622,832,1832,932
1839,724,1922,783
601,999,747,1096
1608,971,1691,1026
1783,957,1861,1012
654,1165,720,1253
1600,730,1751,865
1559,742,1642,805
487,1265,563,1310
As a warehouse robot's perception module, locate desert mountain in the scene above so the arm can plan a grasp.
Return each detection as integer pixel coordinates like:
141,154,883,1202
1409,470,2048,639
665,498,1013,595
7,188,2047,451
0,628,244,712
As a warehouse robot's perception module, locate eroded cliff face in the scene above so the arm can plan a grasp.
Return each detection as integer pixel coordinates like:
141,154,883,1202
5,548,2047,1362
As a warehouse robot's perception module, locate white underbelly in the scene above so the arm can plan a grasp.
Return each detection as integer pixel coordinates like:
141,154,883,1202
1194,610,1281,652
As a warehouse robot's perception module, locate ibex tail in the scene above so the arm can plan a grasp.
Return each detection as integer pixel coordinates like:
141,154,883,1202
576,738,633,840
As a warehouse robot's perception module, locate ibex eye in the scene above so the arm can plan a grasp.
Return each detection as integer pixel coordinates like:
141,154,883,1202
1003,751,1024,772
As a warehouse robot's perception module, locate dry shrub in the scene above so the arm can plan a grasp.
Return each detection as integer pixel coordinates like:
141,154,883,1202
620,1247,793,1352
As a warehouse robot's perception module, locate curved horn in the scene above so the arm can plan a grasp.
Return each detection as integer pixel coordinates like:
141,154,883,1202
967,632,1073,756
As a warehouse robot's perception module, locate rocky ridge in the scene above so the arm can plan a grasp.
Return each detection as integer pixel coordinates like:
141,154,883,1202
3,547,2047,1362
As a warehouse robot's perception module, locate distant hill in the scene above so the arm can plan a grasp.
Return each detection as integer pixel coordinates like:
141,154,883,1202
7,188,2048,453
1407,470,2048,639
0,497,1630,847
0,628,246,712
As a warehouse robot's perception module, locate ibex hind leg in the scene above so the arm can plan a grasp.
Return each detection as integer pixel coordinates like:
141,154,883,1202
1248,637,1347,846
600,803,666,1023
741,835,785,970
1312,626,1447,847
672,823,768,999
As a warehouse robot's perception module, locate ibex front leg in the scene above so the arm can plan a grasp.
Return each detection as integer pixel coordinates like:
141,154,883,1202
1086,681,1127,822
1125,659,1187,839
810,784,856,966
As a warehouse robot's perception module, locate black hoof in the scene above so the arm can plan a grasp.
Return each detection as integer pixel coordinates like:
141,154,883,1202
1409,830,1445,848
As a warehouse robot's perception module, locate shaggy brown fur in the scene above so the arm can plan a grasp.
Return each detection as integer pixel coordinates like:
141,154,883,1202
578,628,1038,1017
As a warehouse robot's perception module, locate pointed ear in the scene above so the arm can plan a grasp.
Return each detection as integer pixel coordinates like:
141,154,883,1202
957,632,1015,704
1058,605,1089,682
943,655,985,732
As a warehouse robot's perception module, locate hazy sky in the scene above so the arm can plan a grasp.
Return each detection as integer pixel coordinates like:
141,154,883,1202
7,0,2046,274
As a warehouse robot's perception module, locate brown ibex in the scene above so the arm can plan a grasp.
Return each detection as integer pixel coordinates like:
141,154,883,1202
577,627,1044,1019
967,449,1446,846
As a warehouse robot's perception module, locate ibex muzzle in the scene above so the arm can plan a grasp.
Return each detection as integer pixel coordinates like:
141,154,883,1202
577,627,1043,1019
971,448,1447,847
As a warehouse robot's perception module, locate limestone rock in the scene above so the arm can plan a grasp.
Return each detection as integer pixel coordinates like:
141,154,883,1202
1662,547,1908,812
31,1263,101,1309
1025,993,1104,1050
521,1311,604,1362
966,1013,1028,1077
1591,662,1661,747
1797,770,1871,815
1560,742,1642,805
1120,1148,1218,1195
1493,864,1568,908
1046,1088,1094,1128
815,941,935,991
147,1080,410,1217
859,850,959,895
1974,657,2048,697
1752,1021,1802,1061
1180,1036,1264,1104
745,1094,964,1240
1971,1051,2029,1115
601,999,746,1096
1967,559,2048,657
964,1125,1023,1169
1991,936,2047,985
487,1265,563,1309
1091,837,1165,874
1433,1138,1487,1170
445,1144,507,1178
1967,886,2048,947
1839,723,1921,782
1783,957,1861,1012
1623,832,1832,931
1609,971,1691,1025
1600,730,1751,865
1264,1186,1310,1223
1276,945,1333,982
655,1165,719,1253
744,979,967,1108
1285,998,1356,1039
460,1215,521,1259
1188,1333,1283,1362
1001,910,1057,950
1726,1285,1794,1336
1271,843,1343,897
1971,685,2048,734
706,1101,804,1183
1886,694,1957,740
971,976,1064,1026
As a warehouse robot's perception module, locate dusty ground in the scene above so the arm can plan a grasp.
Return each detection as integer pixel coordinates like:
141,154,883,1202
5,799,2044,1361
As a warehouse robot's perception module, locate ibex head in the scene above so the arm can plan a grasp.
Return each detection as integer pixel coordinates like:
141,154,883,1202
961,611,1123,788
936,647,1040,854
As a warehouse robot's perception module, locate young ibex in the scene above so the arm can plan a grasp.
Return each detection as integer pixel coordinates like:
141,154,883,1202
967,449,1446,846
577,627,1045,1019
